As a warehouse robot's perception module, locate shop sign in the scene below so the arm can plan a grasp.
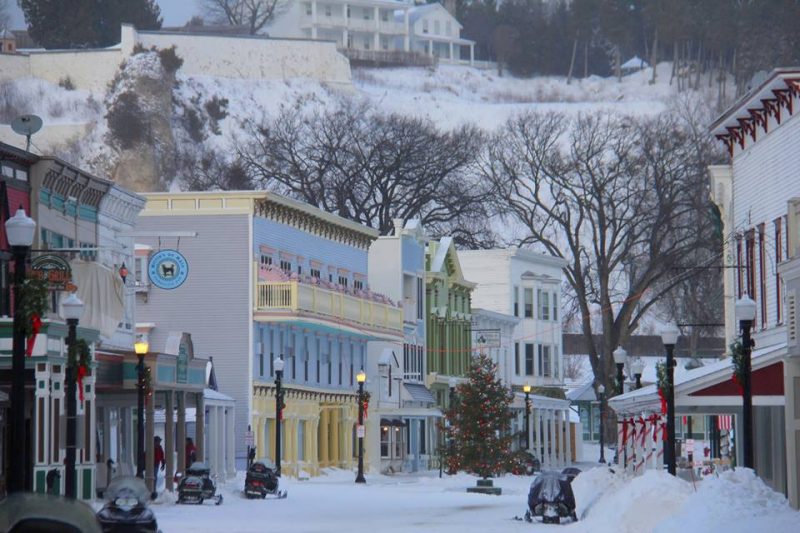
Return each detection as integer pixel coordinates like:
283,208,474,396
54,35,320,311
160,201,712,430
30,254,73,290
148,249,188,290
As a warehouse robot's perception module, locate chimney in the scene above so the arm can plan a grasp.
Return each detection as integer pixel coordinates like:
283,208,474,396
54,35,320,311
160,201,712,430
393,218,405,236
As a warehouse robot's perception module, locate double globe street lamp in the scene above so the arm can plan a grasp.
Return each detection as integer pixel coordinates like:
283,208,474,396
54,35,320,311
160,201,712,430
660,323,680,476
355,369,367,484
523,384,532,450
735,295,756,470
62,292,85,499
6,207,36,493
274,356,285,477
134,339,149,479
597,383,606,464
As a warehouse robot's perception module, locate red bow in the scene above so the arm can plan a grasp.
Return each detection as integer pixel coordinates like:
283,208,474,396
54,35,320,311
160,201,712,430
622,419,628,445
651,415,661,442
657,388,667,414
362,400,369,420
639,417,647,447
77,365,87,402
26,314,42,357
731,373,744,394
661,422,667,441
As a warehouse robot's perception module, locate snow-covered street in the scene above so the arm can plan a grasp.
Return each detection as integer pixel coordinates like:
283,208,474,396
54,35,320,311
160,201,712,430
149,465,800,533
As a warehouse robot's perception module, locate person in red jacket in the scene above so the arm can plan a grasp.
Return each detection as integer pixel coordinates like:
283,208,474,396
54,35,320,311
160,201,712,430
154,436,165,483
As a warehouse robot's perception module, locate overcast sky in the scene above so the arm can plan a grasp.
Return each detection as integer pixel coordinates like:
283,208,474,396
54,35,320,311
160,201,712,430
7,0,201,29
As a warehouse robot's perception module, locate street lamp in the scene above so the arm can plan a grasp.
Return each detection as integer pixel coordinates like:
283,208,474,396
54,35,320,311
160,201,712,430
62,292,85,499
660,323,679,476
597,384,606,464
355,369,367,483
446,377,457,475
274,356,285,477
735,295,756,470
613,346,627,396
630,358,645,390
6,207,35,493
134,338,149,479
523,384,532,450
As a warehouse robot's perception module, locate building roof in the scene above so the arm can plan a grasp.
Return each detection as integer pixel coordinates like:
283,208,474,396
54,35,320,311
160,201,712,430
621,55,649,70
562,333,725,359
459,247,567,269
471,307,520,325
399,3,463,29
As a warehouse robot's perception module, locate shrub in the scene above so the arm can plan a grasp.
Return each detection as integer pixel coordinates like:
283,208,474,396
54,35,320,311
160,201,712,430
106,92,147,149
204,96,229,134
158,46,184,74
58,76,76,91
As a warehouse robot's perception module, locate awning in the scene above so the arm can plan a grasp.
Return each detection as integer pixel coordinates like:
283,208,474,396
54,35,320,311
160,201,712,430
380,418,407,427
403,383,436,403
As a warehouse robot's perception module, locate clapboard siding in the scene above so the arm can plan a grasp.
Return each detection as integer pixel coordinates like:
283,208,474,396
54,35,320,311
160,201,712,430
135,214,252,459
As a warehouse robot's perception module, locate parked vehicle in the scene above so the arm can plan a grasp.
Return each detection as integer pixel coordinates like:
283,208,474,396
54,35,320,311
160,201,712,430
523,452,542,475
96,476,160,533
244,460,287,499
560,467,582,484
177,462,223,505
525,471,578,524
0,493,102,533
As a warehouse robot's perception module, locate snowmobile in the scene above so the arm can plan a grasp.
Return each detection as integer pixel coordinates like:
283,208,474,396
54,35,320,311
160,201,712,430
560,467,582,484
96,476,160,533
525,471,578,524
177,462,223,505
244,460,287,499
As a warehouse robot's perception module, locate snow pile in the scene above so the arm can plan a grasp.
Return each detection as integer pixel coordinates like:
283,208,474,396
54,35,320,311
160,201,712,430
655,468,800,533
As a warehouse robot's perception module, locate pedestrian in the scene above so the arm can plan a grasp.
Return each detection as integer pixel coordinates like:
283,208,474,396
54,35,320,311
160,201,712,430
186,437,197,466
154,436,165,482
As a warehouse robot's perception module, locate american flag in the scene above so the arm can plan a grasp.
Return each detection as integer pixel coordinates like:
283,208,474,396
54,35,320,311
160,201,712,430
717,415,733,431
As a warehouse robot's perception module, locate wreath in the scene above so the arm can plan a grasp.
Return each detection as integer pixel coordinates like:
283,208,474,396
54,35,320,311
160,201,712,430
656,361,670,414
68,338,92,402
19,279,48,356
143,364,153,405
360,390,371,420
729,340,747,394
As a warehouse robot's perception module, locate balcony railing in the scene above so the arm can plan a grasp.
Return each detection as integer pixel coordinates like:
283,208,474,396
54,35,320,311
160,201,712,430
256,281,402,332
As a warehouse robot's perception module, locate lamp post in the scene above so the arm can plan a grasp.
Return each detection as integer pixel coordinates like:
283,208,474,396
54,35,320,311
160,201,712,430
523,384,531,450
274,356,285,477
134,339,149,479
598,384,606,464
613,346,627,396
62,292,85,499
355,369,366,483
6,207,36,493
661,323,679,476
630,358,645,390
447,377,457,474
735,295,756,470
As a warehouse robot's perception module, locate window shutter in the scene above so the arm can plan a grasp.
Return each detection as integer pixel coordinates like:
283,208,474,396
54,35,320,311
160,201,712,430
787,289,798,350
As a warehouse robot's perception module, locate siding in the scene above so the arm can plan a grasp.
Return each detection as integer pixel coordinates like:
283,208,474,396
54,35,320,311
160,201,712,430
134,214,252,459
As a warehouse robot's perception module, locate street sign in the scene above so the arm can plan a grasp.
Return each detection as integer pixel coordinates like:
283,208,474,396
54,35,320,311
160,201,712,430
356,425,365,438
686,439,695,453
245,430,254,447
30,254,73,290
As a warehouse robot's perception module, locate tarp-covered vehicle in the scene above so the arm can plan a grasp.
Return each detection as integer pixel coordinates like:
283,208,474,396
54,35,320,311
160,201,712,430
526,471,578,524
244,460,287,499
96,476,160,533
178,462,223,505
0,493,102,533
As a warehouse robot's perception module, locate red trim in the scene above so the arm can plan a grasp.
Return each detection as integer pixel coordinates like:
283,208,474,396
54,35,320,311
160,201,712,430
689,361,784,397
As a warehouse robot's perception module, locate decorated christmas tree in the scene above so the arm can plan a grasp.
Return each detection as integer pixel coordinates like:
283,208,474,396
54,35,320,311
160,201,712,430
443,353,515,479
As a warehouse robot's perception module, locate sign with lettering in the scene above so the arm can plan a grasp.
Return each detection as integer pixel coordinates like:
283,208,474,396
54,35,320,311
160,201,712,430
148,249,188,290
30,254,73,290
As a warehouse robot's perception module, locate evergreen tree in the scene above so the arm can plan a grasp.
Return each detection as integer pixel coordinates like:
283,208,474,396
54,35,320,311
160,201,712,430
19,0,162,49
443,353,515,479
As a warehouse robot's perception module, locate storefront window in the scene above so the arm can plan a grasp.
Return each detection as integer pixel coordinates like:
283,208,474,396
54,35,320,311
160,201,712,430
380,426,390,457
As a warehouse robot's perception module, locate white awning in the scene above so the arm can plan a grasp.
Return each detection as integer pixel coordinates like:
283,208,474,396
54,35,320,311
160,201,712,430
68,259,125,338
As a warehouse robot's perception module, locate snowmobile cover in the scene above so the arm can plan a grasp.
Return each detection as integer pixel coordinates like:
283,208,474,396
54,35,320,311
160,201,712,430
528,472,577,511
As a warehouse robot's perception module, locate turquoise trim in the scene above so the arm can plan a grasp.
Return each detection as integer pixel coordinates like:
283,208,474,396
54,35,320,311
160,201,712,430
157,365,176,383
51,194,65,210
78,205,97,222
65,201,77,217
123,362,138,380
39,189,51,203
188,368,206,386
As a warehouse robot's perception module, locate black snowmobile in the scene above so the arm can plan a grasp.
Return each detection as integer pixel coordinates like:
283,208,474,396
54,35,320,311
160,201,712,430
525,471,578,524
96,476,160,533
177,462,223,505
244,460,287,499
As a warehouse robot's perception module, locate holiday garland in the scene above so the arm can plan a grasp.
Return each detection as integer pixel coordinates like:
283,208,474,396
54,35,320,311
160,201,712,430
18,278,48,356
68,338,91,402
361,390,371,420
656,361,670,414
729,340,746,393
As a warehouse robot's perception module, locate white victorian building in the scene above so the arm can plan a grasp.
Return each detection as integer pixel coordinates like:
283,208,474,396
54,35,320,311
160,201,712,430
266,0,475,64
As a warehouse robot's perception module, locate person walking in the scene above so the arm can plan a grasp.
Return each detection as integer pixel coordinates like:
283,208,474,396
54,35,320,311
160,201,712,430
153,436,165,493
185,437,197,467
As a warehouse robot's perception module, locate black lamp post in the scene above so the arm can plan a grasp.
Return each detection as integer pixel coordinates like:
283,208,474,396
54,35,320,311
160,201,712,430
446,378,457,474
62,292,85,499
631,358,645,390
735,295,756,470
6,207,36,493
274,356,285,477
355,369,366,483
134,338,149,479
661,323,679,476
613,346,627,396
598,384,606,464
523,384,531,449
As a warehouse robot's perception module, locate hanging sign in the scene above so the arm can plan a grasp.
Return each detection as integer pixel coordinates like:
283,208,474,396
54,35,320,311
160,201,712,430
148,249,188,290
30,254,73,290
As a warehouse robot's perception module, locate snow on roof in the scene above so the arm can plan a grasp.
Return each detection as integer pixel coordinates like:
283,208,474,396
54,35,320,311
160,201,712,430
621,56,649,70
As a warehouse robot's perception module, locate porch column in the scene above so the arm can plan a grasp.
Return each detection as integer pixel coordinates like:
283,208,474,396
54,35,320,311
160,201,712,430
165,391,174,491
449,42,453,60
554,410,562,467
470,43,474,65
34,364,50,490
320,409,329,465
226,408,236,478
310,417,320,475
330,409,340,466
403,10,410,51
196,392,205,462
145,389,155,494
540,410,549,468
428,39,433,57
176,392,186,473
548,409,556,467
564,409,572,465
532,409,540,462
343,29,349,49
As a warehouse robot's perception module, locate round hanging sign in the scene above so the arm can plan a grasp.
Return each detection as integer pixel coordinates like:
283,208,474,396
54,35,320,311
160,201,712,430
148,249,188,290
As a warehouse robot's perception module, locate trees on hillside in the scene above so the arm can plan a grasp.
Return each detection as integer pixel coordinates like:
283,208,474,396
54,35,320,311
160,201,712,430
19,0,162,49
202,0,286,34
481,106,724,403
235,102,496,247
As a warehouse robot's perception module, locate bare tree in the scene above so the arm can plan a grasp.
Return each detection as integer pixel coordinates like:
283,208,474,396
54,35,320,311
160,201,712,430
482,109,721,402
236,101,496,247
0,0,9,30
202,0,285,34
562,353,586,382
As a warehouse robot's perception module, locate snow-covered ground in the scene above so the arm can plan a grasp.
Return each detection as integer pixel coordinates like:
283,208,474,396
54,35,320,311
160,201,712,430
146,464,798,533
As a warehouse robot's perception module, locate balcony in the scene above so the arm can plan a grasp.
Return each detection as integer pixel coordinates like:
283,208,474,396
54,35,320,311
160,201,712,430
255,281,402,333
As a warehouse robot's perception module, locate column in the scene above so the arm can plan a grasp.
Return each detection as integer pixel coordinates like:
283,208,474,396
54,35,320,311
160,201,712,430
330,409,340,466
34,364,50,491
533,409,541,462
470,44,474,65
176,392,186,473
449,42,453,61
83,368,97,498
540,410,549,468
226,408,236,478
320,409,329,466
196,392,205,462
553,410,562,467
310,418,320,475
550,410,557,467
403,10,410,51
373,6,380,51
145,390,155,494
311,0,317,39
564,409,572,465
165,391,174,491
428,39,433,57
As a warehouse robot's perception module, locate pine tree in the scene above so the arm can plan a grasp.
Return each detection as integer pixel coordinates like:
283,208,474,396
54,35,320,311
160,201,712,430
19,0,162,49
443,353,515,479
